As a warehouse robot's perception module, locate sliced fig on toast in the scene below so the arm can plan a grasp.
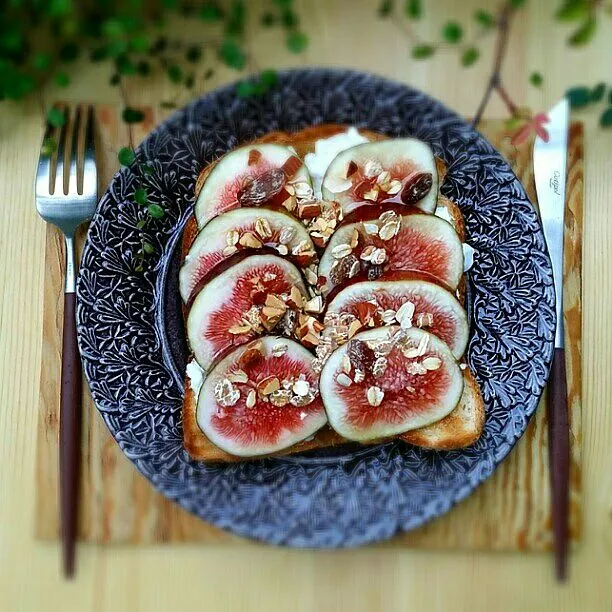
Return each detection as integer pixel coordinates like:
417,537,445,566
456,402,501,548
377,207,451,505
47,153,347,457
320,326,463,441
317,209,464,296
325,277,469,359
194,144,312,228
187,254,308,370
180,207,317,304
197,337,327,457
321,139,438,216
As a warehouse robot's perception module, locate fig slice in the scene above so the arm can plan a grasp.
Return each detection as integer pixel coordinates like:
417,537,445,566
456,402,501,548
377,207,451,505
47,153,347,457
187,254,307,370
179,207,317,304
195,143,312,228
321,139,438,216
197,337,327,457
317,210,464,296
320,326,464,441
325,277,469,359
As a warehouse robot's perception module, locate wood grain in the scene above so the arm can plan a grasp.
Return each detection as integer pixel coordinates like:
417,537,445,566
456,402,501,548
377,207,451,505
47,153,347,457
34,109,583,550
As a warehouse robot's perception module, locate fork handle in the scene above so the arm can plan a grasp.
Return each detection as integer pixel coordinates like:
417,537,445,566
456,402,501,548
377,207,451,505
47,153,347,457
59,237,82,579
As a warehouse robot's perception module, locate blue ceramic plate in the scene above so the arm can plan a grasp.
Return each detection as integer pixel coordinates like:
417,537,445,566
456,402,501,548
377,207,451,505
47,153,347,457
76,69,555,547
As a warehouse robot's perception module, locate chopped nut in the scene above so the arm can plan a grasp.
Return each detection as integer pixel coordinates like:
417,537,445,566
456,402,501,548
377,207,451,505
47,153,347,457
226,230,239,246
366,386,384,406
376,170,391,186
292,379,311,397
395,301,415,328
269,388,292,406
262,305,286,319
293,181,314,200
279,226,296,244
416,312,434,328
332,243,353,259
363,222,379,236
304,266,318,286
364,159,383,178
363,188,379,201
372,356,387,378
245,389,257,408
271,342,288,357
227,369,248,384
360,245,376,261
258,376,280,396
255,217,272,240
301,332,320,348
336,372,353,387
370,247,387,265
214,379,240,407
304,295,323,313
285,286,302,309
265,294,287,310
239,232,263,249
298,200,322,219
422,356,442,370
222,245,239,257
348,319,363,338
381,309,397,325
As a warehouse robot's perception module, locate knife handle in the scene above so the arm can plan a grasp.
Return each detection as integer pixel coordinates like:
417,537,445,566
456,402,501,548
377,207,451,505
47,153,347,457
547,346,570,582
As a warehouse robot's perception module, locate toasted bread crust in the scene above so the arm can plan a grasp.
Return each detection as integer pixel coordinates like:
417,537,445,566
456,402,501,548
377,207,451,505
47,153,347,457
182,124,479,461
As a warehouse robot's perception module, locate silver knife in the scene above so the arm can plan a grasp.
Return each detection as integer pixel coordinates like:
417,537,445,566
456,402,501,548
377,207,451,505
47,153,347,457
533,98,570,582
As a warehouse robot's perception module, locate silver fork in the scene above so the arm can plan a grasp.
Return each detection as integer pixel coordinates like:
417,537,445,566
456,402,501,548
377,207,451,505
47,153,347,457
36,103,97,579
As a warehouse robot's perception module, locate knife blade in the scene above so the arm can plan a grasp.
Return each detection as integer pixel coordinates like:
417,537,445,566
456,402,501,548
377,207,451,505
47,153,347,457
533,98,570,582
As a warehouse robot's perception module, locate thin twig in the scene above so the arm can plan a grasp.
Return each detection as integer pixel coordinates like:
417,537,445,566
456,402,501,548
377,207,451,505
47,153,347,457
472,2,520,127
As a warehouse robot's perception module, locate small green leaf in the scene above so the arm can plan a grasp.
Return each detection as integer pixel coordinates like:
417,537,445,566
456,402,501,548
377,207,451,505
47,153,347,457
129,34,150,54
411,44,436,59
282,8,298,28
225,0,246,36
116,55,137,75
40,136,57,157
118,147,136,166
474,9,494,28
378,0,393,17
236,81,256,98
218,38,246,69
260,69,278,87
530,72,543,87
510,0,526,7
122,107,145,123
442,22,463,43
591,82,606,102
167,64,183,83
405,0,421,19
556,0,589,21
136,219,147,229
286,31,308,53
142,241,155,255
141,164,154,175
32,52,51,71
47,106,66,127
134,187,148,205
568,18,597,46
461,47,479,67
54,71,70,87
600,107,612,127
566,86,591,108
261,12,276,26
186,45,201,63
147,203,165,219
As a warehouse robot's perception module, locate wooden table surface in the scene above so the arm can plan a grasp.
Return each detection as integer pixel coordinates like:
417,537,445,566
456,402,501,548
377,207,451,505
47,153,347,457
1,1,611,610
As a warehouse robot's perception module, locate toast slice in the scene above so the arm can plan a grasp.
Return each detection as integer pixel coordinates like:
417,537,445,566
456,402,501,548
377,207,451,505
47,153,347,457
181,124,482,462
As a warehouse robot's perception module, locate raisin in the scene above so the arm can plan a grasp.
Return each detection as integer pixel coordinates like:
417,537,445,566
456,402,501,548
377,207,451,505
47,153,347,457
329,254,359,285
347,339,375,372
365,264,384,280
400,172,433,205
238,168,286,206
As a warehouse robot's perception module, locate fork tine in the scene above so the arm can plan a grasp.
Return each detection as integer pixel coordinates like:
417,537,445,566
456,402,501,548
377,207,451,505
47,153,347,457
82,105,97,198
68,105,83,196
52,105,69,196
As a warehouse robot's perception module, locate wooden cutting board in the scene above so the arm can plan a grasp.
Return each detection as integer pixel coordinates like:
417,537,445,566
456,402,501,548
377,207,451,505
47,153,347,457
35,106,583,550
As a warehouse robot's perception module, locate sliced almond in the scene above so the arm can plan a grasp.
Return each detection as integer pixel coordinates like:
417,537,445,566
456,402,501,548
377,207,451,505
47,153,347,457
376,170,391,186
336,372,353,387
239,232,263,249
363,188,379,201
341,354,352,374
416,333,429,356
227,369,248,384
245,389,257,408
349,228,360,248
222,245,239,257
366,386,384,406
258,376,280,396
386,179,402,195
304,266,318,286
255,217,272,240
226,230,239,246
422,356,442,371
